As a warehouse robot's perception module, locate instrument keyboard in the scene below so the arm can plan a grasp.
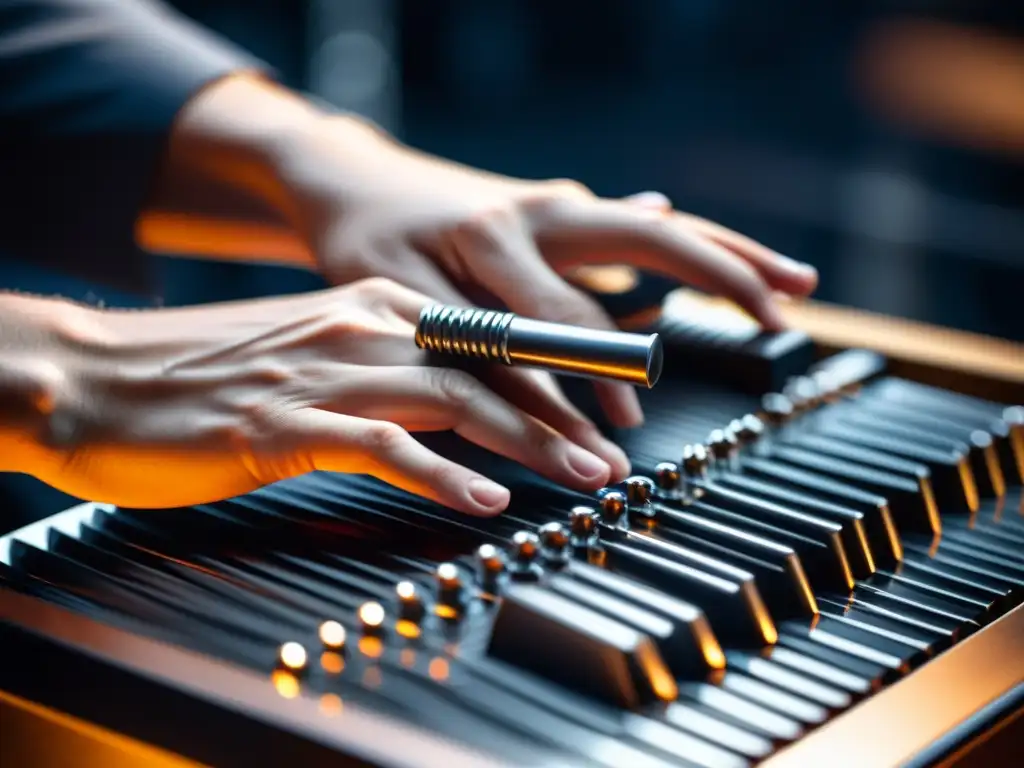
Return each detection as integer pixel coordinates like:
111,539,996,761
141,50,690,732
1,296,1022,768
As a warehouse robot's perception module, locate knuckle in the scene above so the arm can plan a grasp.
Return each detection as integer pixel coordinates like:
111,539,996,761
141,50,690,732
355,276,401,300
543,178,591,199
424,461,459,491
518,179,592,220
428,368,481,405
361,421,409,456
453,206,520,250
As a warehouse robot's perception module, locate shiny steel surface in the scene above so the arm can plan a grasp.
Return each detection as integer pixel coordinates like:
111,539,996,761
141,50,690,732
416,305,664,387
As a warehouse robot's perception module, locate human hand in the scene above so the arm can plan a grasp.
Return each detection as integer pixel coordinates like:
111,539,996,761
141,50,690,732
272,118,818,427
154,75,817,428
14,279,628,514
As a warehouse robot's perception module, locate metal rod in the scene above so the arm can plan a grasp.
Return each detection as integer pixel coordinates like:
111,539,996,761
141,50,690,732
415,306,663,388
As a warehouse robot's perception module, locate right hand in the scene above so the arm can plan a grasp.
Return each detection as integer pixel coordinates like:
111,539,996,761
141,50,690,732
25,278,629,515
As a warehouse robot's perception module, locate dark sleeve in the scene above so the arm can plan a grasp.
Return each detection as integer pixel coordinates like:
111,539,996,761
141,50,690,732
0,0,267,293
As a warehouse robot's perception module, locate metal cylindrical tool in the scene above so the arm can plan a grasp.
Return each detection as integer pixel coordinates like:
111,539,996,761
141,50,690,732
415,305,663,388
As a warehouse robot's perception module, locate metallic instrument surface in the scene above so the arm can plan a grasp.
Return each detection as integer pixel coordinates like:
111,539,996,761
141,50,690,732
2,291,1022,767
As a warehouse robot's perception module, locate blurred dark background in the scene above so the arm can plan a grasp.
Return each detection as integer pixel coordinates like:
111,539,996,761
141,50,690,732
2,0,1022,527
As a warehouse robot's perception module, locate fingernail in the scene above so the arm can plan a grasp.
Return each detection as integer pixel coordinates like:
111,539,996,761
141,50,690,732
468,478,510,511
778,255,817,277
626,191,672,210
565,443,612,482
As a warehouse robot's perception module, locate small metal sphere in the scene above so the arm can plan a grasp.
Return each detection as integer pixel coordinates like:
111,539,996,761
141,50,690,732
568,506,599,541
510,530,540,563
476,544,505,576
681,444,710,477
784,376,820,412
761,393,794,426
598,490,628,524
625,476,655,506
654,462,681,493
810,370,839,401
538,522,570,553
707,429,738,461
1004,405,1023,426
736,414,764,445
435,562,461,591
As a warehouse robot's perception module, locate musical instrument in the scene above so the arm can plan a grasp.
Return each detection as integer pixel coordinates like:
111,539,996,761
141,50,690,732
1,288,1022,768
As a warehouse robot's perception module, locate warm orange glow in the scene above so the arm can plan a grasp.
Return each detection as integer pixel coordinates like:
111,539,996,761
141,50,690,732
569,265,640,294
0,689,204,768
881,507,904,562
434,604,459,620
271,669,300,699
428,657,450,682
319,693,343,717
855,20,1024,158
136,212,314,267
692,617,727,671
853,520,877,575
320,651,345,675
400,648,417,668
359,601,385,629
396,620,422,640
319,620,347,650
278,642,307,672
358,636,384,660
634,640,679,703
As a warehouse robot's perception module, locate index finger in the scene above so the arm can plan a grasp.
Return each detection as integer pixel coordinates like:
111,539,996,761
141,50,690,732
532,198,786,330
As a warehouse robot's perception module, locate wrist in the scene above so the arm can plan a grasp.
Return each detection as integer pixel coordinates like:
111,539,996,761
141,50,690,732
145,72,400,271
0,294,94,471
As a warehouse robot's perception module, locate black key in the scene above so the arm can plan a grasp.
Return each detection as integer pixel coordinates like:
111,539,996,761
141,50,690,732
850,399,1010,499
759,645,874,696
855,579,978,627
566,562,726,676
864,379,1022,484
668,488,854,593
817,594,958,653
547,574,703,681
768,446,940,536
742,457,903,567
780,616,916,676
814,599,938,660
794,426,979,514
772,631,893,690
486,583,677,709
716,473,877,580
600,538,776,647
648,503,817,619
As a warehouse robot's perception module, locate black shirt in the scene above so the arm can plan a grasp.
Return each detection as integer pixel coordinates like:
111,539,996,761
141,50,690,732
0,0,260,293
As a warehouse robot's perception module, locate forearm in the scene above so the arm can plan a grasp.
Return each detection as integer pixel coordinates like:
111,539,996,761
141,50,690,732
0,293,86,473
139,75,392,270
